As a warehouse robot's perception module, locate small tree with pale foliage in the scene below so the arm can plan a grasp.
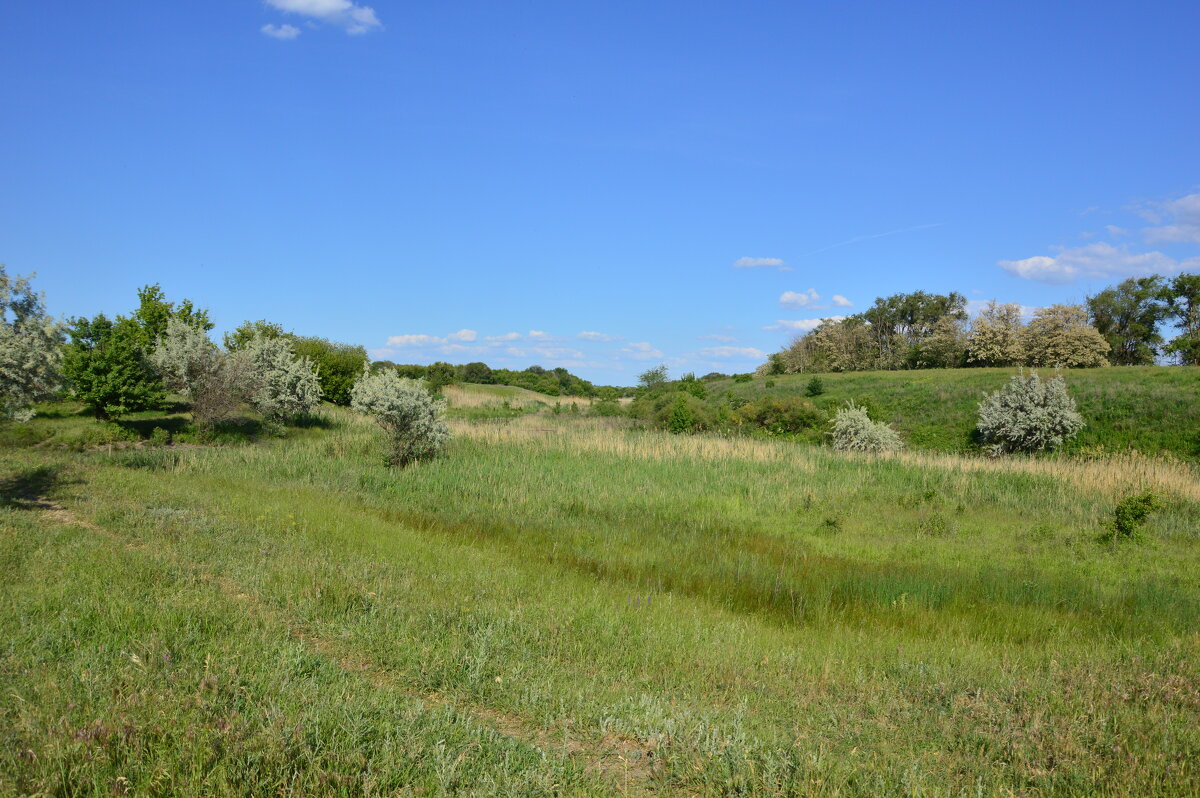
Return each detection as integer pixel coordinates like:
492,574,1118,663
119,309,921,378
1020,304,1110,368
351,368,449,467
150,316,234,429
976,370,1083,455
0,267,63,422
967,300,1025,366
829,402,903,453
232,333,322,422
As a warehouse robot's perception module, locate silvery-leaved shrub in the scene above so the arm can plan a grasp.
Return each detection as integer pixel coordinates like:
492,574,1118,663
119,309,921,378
829,402,903,453
150,317,236,429
232,333,322,421
0,266,63,423
351,368,450,467
976,370,1083,455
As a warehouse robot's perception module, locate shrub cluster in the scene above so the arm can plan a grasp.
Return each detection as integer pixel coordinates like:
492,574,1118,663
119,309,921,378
350,369,450,467
829,403,903,453
976,370,1083,455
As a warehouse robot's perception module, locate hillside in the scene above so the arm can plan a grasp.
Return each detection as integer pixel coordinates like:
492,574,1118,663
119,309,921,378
708,366,1200,458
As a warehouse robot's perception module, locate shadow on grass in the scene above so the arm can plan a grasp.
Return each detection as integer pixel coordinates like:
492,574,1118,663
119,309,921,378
115,415,192,440
0,465,65,509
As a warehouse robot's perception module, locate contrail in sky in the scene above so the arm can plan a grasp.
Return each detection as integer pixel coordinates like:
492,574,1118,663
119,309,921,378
800,223,944,257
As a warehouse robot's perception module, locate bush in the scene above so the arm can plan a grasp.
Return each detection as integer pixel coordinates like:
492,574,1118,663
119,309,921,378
976,370,1083,455
233,334,323,422
651,392,714,434
737,396,827,435
1110,492,1162,540
0,266,63,422
62,315,164,420
732,373,753,383
351,369,450,467
804,377,825,397
829,402,903,453
589,398,621,417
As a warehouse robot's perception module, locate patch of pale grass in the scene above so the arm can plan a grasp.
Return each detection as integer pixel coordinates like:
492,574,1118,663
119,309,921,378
443,385,549,410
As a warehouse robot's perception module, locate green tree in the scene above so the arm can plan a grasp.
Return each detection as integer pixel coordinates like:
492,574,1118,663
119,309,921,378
130,284,212,348
461,361,494,384
1087,276,1170,365
1164,272,1200,365
290,337,367,405
637,364,669,395
62,314,164,419
967,301,1024,366
424,361,458,394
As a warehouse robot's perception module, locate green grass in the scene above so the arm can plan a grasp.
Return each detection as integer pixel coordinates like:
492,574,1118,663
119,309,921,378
2,407,1199,795
710,366,1200,458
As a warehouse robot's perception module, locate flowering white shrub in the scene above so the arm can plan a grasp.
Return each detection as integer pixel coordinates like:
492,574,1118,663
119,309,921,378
233,334,322,421
0,267,63,422
829,402,903,453
351,368,449,466
976,370,1083,455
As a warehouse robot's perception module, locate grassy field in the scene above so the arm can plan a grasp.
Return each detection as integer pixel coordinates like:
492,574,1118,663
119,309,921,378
709,366,1200,458
2,398,1199,796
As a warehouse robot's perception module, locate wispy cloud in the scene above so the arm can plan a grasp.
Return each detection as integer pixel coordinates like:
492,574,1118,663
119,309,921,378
780,288,820,308
1137,192,1200,245
800,223,943,257
698,346,765,360
734,256,791,271
831,294,853,307
261,23,301,39
577,331,618,342
764,316,845,333
622,341,663,359
998,242,1197,284
385,329,477,347
265,0,381,34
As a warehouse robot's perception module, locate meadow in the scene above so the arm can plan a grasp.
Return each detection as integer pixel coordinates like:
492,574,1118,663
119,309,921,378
2,384,1199,796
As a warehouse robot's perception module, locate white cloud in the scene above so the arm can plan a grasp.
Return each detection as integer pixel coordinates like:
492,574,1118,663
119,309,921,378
698,346,766,360
622,341,663,359
780,288,820,308
485,332,522,341
386,329,477,347
261,23,301,39
265,0,381,34
577,331,618,342
998,242,1197,284
764,316,846,333
1139,193,1200,245
734,256,789,270
831,294,853,307
1105,225,1128,238
527,330,551,340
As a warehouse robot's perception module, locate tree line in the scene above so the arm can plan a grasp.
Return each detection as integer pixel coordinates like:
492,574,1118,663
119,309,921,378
766,273,1200,374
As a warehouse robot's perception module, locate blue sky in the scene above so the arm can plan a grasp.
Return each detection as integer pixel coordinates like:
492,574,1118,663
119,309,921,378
2,0,1197,383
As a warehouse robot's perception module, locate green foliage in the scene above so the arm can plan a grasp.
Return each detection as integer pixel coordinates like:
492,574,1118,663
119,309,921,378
829,402,903,453
223,319,286,352
1020,305,1111,368
130,283,212,348
0,266,63,422
290,337,367,406
350,368,450,467
424,361,458,394
677,372,707,399
62,314,165,419
1087,277,1170,366
804,376,825,397
461,361,494,384
737,395,827,435
1110,492,1163,540
1165,272,1200,365
589,397,621,416
660,392,713,434
637,364,669,394
967,300,1025,367
732,373,753,383
976,370,1084,455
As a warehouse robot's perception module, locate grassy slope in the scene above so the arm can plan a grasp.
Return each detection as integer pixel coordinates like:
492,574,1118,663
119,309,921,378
2,408,1199,795
709,366,1200,458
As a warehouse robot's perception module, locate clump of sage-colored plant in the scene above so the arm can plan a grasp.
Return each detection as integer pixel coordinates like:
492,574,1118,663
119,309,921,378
829,402,902,453
351,368,450,467
976,370,1083,455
